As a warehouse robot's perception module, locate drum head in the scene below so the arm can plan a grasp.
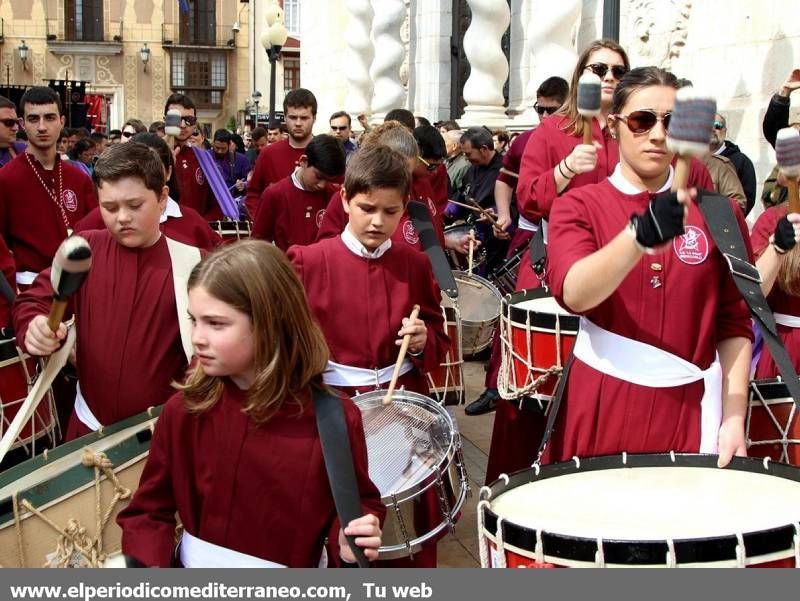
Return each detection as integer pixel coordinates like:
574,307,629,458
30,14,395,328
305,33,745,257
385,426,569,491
451,272,501,322
354,390,454,499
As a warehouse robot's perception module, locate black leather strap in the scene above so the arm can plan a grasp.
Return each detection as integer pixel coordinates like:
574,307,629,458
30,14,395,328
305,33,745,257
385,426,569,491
696,190,800,404
534,353,574,462
313,387,370,568
407,200,459,299
0,273,15,306
529,227,546,276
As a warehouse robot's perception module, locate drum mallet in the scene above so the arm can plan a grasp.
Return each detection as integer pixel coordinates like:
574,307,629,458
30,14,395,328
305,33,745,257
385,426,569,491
383,304,421,406
776,127,800,213
47,235,92,333
667,87,717,191
577,72,602,145
165,109,182,150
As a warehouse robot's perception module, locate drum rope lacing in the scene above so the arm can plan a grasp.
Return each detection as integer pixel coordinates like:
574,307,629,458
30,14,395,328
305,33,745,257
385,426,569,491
747,381,800,464
424,304,464,406
11,448,132,567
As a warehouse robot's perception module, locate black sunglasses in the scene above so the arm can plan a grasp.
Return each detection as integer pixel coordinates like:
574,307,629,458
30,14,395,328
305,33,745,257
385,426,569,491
534,102,558,116
614,110,671,134
121,130,135,139
0,118,19,128
330,125,348,132
585,63,628,80
168,115,197,126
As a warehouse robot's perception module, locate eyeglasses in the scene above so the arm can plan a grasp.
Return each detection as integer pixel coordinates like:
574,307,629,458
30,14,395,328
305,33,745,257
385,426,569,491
0,118,19,128
614,110,671,134
417,156,439,173
585,63,628,80
713,121,725,130
179,115,197,126
534,102,559,116
121,130,135,139
330,125,349,132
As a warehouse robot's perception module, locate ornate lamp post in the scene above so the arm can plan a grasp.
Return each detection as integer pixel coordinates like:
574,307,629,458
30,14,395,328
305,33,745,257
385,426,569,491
261,4,289,127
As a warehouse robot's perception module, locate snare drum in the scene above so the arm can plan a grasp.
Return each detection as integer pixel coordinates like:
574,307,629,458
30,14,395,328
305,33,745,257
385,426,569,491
209,219,252,243
353,389,469,559
490,244,526,297
0,334,58,466
497,289,578,406
423,303,464,406
444,224,485,272
0,407,160,567
479,453,800,568
444,272,501,358
747,378,800,465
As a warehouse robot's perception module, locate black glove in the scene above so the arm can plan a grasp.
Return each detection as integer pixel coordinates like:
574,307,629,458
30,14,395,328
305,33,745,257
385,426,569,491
773,214,797,254
630,191,685,248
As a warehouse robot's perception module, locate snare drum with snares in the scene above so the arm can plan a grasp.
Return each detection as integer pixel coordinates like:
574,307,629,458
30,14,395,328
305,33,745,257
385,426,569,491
497,288,579,407
443,272,501,358
0,332,59,468
208,219,252,243
353,389,469,559
444,224,485,272
423,302,464,406
479,453,800,568
0,407,160,567
747,378,800,465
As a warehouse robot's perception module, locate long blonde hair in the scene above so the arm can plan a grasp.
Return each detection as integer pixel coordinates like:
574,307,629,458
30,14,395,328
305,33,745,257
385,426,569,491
179,241,330,423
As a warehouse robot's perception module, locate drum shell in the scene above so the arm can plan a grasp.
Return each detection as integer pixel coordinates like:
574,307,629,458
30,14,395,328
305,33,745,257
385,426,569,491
747,379,800,465
446,271,501,357
479,454,800,568
208,220,252,244
0,408,161,567
353,390,468,559
424,303,464,406
499,288,579,401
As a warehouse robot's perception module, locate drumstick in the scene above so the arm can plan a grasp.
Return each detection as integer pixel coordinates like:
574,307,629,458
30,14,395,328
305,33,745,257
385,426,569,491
47,236,92,333
465,197,499,226
577,72,602,145
468,229,476,275
383,304,421,406
447,199,487,215
776,127,800,213
666,87,717,191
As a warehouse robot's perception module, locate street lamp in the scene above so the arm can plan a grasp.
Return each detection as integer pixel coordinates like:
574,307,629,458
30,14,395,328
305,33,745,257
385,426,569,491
251,90,262,127
139,43,151,73
18,40,28,71
260,7,289,129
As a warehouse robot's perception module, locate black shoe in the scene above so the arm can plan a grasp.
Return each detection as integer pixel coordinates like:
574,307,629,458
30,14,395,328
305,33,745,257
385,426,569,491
465,388,499,416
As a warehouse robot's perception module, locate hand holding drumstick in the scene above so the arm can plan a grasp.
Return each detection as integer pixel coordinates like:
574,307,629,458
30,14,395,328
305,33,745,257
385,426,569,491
383,305,424,405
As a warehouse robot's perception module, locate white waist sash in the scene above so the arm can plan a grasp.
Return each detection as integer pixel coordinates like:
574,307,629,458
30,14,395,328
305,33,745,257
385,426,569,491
74,382,102,432
517,215,539,233
15,271,37,286
573,318,723,453
774,313,800,328
180,531,286,568
323,359,413,387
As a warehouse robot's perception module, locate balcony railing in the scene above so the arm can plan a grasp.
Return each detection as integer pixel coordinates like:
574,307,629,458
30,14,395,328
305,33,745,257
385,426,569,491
161,23,236,49
46,18,123,44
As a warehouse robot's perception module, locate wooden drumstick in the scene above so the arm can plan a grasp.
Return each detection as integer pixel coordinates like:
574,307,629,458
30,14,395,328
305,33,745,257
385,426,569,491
776,127,800,213
47,236,92,333
577,72,602,145
383,304,421,406
666,87,717,191
468,229,476,275
465,197,499,226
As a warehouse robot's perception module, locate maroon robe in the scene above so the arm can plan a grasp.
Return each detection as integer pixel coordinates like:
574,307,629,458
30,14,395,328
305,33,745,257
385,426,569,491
0,235,15,328
13,229,194,438
174,145,222,220
245,139,306,218
251,174,333,251
544,176,753,463
751,205,800,378
118,381,385,567
428,163,450,217
0,153,97,276
75,203,222,251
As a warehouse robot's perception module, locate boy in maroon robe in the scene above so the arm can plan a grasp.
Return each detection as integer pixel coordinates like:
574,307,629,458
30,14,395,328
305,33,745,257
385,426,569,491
252,134,345,251
14,142,203,439
288,145,449,567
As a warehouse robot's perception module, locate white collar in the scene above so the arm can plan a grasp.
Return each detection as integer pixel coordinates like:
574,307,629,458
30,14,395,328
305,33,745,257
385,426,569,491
341,224,392,259
290,167,305,191
160,196,182,224
609,164,673,195
713,142,726,156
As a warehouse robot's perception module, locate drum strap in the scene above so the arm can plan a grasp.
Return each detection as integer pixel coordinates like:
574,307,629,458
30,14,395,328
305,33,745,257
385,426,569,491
166,236,202,363
529,227,547,276
696,190,800,405
312,387,370,568
407,200,459,299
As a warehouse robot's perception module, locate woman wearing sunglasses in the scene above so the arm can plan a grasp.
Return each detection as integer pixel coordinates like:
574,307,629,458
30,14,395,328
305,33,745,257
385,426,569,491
544,66,752,468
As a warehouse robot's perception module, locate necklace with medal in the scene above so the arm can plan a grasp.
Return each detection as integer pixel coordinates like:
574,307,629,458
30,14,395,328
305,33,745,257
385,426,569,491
25,153,73,236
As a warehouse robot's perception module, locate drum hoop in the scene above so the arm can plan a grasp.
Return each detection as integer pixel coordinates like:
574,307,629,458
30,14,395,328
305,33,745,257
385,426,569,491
750,378,795,403
502,289,580,332
0,335,24,364
481,453,800,565
452,271,502,301
353,390,459,501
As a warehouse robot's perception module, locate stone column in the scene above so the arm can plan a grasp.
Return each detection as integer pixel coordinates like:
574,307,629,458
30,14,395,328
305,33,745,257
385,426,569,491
459,0,511,128
344,0,375,122
516,0,581,126
369,0,407,121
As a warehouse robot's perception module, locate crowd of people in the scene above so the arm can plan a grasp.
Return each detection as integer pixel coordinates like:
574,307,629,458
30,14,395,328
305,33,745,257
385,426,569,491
0,35,798,568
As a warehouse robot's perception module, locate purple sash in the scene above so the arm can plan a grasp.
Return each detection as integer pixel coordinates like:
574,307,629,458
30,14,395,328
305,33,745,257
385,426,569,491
192,146,240,219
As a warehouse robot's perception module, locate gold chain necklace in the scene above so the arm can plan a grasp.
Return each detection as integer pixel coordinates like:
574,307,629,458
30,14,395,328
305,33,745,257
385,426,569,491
25,153,72,236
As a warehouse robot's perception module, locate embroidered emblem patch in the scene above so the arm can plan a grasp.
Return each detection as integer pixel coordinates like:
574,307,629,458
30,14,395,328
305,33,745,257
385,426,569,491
195,167,205,186
61,189,78,212
403,220,419,245
316,209,326,228
673,225,709,265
